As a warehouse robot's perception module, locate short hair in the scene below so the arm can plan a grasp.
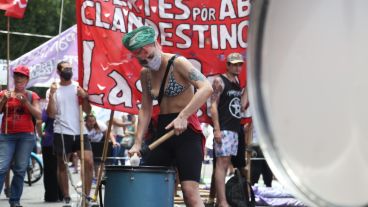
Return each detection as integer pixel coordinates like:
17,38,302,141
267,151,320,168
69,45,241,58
57,61,70,71
84,113,96,121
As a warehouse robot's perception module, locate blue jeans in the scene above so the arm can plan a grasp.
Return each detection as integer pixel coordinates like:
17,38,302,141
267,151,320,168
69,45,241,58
0,133,35,204
111,135,125,165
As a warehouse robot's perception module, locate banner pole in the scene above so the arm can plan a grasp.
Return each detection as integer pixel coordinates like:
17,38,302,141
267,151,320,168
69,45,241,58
5,16,11,134
58,0,65,35
79,105,86,207
92,110,115,202
54,0,65,83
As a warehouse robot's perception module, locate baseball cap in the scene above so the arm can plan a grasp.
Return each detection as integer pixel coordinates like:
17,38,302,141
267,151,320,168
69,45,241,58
226,53,244,64
13,65,30,78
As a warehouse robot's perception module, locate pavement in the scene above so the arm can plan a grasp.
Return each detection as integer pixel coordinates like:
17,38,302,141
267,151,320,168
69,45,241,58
0,168,90,207
0,159,215,207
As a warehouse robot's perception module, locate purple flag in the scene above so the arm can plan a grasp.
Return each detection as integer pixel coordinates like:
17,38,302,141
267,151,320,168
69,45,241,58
9,25,77,88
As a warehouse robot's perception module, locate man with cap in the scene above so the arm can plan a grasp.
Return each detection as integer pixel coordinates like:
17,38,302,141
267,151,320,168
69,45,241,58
210,53,245,207
0,65,41,207
123,26,213,207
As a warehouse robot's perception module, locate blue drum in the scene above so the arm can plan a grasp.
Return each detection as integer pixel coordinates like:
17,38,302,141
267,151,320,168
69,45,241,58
104,165,176,207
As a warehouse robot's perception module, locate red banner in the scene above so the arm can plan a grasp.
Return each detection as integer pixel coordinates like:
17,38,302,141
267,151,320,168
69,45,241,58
77,0,249,122
0,0,28,19
0,0,12,10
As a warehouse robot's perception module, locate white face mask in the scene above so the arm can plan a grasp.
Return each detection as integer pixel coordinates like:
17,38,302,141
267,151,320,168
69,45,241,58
146,51,162,71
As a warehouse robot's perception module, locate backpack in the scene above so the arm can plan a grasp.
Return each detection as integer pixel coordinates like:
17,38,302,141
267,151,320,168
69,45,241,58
226,169,256,207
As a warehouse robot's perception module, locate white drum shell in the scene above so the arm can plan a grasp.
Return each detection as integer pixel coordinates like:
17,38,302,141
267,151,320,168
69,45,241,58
248,1,368,206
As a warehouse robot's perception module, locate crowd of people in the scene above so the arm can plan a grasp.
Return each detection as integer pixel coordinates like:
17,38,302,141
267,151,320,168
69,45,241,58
0,25,273,207
0,64,137,207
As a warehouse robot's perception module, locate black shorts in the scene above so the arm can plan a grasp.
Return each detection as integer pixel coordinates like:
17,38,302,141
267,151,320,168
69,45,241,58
53,133,92,156
91,139,113,163
231,125,246,168
144,113,203,182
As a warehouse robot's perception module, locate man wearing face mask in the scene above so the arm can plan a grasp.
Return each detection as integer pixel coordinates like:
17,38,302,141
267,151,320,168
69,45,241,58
123,26,213,207
46,61,94,206
0,65,41,207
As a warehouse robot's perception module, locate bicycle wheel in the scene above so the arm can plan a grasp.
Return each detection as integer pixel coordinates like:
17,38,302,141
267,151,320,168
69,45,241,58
24,154,43,184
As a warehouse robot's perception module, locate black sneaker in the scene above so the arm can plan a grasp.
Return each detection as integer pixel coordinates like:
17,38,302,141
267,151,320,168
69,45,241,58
4,188,10,198
10,202,22,207
62,197,72,207
64,197,71,203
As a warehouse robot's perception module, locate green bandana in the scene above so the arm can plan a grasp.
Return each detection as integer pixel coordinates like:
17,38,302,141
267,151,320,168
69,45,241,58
122,26,156,51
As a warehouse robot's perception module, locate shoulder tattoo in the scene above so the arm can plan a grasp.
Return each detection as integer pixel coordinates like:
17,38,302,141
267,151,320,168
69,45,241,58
189,68,205,81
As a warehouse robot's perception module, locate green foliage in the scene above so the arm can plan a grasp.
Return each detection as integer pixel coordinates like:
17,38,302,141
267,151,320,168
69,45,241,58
0,0,76,60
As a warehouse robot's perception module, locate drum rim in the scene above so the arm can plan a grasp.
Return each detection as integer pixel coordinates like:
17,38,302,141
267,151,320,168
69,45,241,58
105,165,176,173
247,1,342,206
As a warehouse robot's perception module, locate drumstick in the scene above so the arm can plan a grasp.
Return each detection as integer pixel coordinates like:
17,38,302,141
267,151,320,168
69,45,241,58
140,129,175,156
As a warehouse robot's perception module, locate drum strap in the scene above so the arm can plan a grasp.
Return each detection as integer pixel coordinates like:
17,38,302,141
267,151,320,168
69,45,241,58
157,55,177,106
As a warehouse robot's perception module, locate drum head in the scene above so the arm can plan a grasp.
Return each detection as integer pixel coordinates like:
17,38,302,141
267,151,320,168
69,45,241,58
248,0,368,206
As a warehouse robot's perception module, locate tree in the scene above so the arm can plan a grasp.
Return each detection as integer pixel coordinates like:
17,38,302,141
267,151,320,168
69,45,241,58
0,0,76,60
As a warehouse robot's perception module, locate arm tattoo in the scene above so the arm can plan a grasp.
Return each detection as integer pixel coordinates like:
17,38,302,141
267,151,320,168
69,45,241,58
210,77,223,103
189,68,205,81
211,91,220,103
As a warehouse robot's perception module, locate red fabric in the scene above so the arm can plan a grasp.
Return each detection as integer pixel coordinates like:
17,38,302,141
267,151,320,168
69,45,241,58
240,117,252,125
2,0,28,19
146,112,206,156
76,0,249,123
0,90,40,134
187,113,206,156
0,0,12,10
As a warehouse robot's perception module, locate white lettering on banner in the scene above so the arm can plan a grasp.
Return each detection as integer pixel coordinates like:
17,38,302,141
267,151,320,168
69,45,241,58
135,79,142,93
111,7,126,32
12,0,26,8
220,24,237,49
112,0,127,7
175,1,190,20
211,25,219,49
96,2,110,29
219,0,237,20
159,0,173,19
176,24,191,49
238,20,248,48
83,40,94,89
82,0,94,25
108,71,133,107
193,25,209,48
80,0,249,50
193,7,216,21
159,22,173,46
144,0,151,16
89,94,104,105
238,0,251,17
127,12,143,32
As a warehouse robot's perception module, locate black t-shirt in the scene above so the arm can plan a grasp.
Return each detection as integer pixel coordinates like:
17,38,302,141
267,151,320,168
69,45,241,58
218,75,242,132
